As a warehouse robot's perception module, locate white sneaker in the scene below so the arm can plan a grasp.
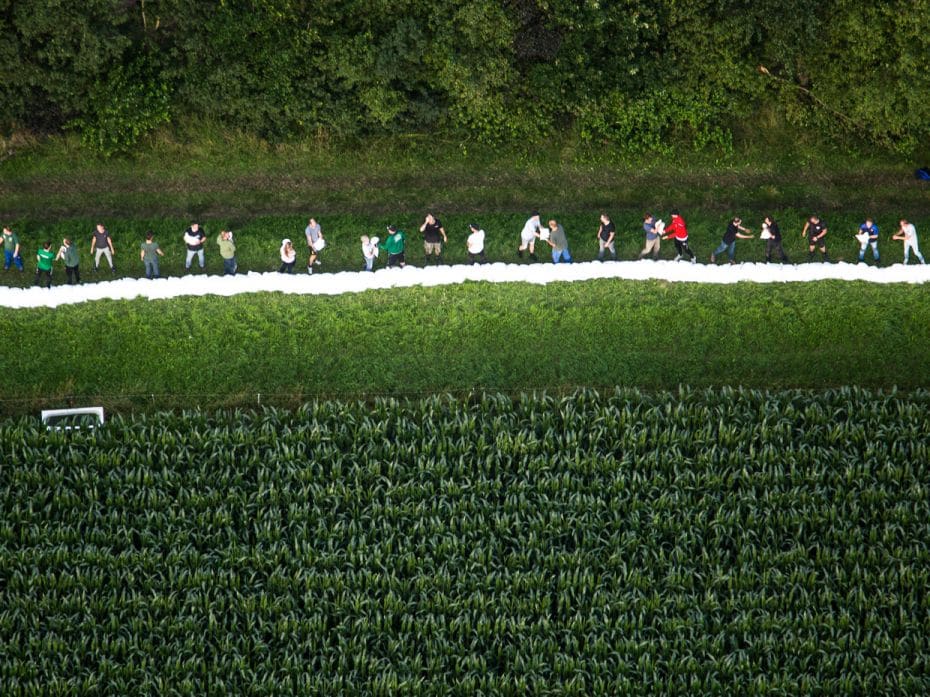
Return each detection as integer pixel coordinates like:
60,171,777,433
314,260,321,266
673,255,681,262
691,256,696,264
307,266,313,275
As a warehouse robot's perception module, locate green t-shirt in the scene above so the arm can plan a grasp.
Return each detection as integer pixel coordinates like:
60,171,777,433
140,240,161,262
3,232,19,253
36,248,54,271
379,231,406,255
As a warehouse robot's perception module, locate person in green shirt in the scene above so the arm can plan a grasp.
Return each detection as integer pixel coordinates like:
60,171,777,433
34,240,54,288
216,230,237,275
3,226,24,271
140,231,165,279
379,225,407,267
55,237,81,285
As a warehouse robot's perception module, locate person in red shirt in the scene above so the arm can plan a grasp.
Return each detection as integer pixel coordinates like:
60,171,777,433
662,210,696,263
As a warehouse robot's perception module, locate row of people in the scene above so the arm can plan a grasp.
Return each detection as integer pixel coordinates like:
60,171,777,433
6,212,926,287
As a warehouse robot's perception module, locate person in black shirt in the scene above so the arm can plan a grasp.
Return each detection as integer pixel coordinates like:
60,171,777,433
419,213,447,265
596,214,617,261
710,217,753,264
763,216,789,263
801,215,829,262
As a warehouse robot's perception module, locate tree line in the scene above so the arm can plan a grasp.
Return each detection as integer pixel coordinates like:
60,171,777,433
1,0,927,155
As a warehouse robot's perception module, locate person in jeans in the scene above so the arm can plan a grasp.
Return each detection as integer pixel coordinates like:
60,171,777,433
662,210,696,262
892,219,926,264
140,231,164,279
279,238,297,273
638,214,661,260
55,237,80,285
466,223,487,264
361,235,379,271
34,240,54,288
710,217,754,264
595,213,617,261
2,226,24,271
547,219,572,263
217,230,237,275
91,223,116,273
420,213,447,264
856,217,880,264
801,215,829,262
380,225,407,267
763,215,789,263
184,222,206,271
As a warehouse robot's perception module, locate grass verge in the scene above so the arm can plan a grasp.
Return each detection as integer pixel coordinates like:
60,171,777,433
2,279,928,415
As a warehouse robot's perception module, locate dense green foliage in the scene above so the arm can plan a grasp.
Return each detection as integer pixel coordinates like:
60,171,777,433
1,210,927,287
1,389,929,694
2,1,928,153
3,279,929,414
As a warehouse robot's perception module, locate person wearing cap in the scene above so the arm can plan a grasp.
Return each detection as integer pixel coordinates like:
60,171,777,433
361,235,379,271
216,229,237,275
304,217,324,273
55,237,81,285
466,223,487,264
140,230,165,279
379,225,407,267
184,222,207,272
517,211,544,260
420,213,447,264
547,219,572,263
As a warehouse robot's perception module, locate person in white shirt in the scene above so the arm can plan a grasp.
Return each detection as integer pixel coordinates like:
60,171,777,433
517,211,544,261
361,235,379,271
279,238,297,273
467,223,487,264
892,219,926,265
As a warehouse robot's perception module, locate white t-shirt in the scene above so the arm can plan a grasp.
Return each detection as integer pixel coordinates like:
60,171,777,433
362,240,379,259
520,216,542,242
467,229,485,254
902,223,917,241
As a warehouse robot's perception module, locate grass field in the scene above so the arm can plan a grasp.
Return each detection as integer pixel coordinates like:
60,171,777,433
2,389,928,695
2,279,929,415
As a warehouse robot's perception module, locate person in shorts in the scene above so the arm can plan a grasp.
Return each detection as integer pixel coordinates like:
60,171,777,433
517,211,544,261
140,231,164,279
596,213,616,261
91,223,116,273
420,213,447,264
380,225,407,267
801,215,829,262
304,218,324,273
638,214,661,260
466,223,487,264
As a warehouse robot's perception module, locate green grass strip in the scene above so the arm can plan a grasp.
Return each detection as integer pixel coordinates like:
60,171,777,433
2,279,928,414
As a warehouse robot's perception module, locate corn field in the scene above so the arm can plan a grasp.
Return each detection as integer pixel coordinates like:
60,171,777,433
1,388,929,695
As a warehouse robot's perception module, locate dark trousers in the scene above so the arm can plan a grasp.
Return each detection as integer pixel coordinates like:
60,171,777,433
468,251,487,264
387,252,406,267
65,264,80,285
765,239,789,263
279,261,295,273
674,238,696,260
34,269,51,288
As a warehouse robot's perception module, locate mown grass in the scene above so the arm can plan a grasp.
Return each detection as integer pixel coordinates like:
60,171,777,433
0,210,926,287
2,279,928,414
1,130,927,220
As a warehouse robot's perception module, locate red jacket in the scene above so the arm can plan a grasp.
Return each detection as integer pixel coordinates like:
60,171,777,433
665,215,688,240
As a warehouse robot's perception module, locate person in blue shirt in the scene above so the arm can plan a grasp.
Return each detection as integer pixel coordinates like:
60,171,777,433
857,217,880,264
